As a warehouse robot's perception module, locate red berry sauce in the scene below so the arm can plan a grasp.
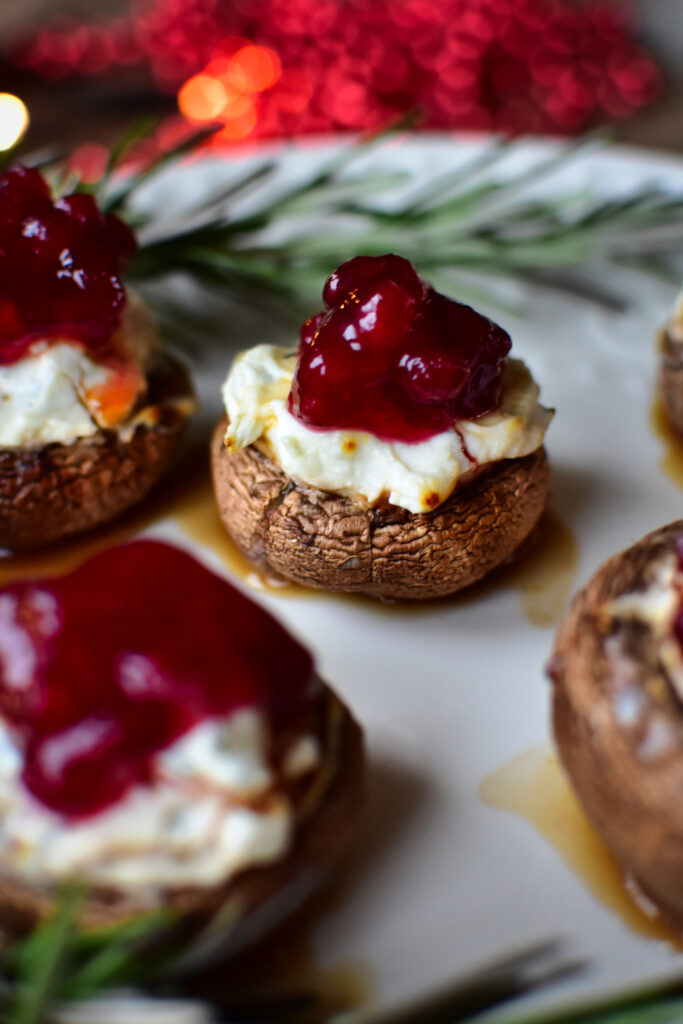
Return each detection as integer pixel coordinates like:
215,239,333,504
0,541,314,820
289,255,512,443
0,166,136,364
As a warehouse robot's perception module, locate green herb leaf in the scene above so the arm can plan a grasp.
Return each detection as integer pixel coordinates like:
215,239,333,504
5,888,82,1024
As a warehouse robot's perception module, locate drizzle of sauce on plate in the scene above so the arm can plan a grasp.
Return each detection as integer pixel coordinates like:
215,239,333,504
172,457,307,598
490,509,578,628
0,442,303,600
651,397,683,491
0,443,207,585
2,434,576,625
480,744,683,949
175,456,578,622
427,508,579,628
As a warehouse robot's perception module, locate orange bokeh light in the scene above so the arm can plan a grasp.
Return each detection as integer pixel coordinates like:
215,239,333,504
178,73,227,122
218,100,258,140
228,45,281,94
221,88,255,119
178,43,281,139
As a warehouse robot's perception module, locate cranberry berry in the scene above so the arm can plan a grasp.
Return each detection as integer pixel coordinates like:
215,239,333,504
0,165,136,364
288,254,512,444
322,253,425,308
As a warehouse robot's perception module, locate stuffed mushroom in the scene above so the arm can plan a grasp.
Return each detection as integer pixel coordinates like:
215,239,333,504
212,254,552,600
0,540,363,953
0,166,193,550
551,520,683,928
659,292,683,437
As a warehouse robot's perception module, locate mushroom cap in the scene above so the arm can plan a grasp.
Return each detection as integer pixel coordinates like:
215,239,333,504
659,328,683,435
0,354,193,551
0,687,363,964
211,417,549,600
551,520,683,928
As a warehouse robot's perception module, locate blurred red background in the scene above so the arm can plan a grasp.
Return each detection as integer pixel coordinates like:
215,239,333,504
0,0,681,159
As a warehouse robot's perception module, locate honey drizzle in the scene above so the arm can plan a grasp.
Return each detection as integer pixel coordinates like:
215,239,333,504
651,397,683,491
175,464,578,626
493,509,578,629
0,433,578,628
0,442,305,599
0,443,207,585
480,745,683,948
172,463,306,598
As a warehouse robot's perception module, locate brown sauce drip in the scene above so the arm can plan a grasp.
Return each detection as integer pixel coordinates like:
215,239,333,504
492,509,578,628
177,457,578,622
0,443,207,585
429,508,579,628
651,397,683,491
1,435,577,628
172,458,306,599
480,745,683,949
0,443,304,599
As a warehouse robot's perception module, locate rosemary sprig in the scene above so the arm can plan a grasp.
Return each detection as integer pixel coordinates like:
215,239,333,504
0,903,582,1024
5,888,82,1024
6,120,683,321
108,126,683,317
0,894,177,1024
4,888,683,1024
495,975,683,1024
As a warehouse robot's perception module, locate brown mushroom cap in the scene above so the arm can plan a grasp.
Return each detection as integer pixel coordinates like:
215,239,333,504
0,354,193,551
211,417,549,600
0,686,363,964
659,328,683,436
551,520,683,928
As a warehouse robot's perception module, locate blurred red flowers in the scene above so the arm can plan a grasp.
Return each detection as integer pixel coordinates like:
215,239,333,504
10,0,660,142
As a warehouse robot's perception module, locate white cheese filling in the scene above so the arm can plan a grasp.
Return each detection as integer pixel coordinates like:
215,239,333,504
0,294,157,447
222,345,552,514
608,554,683,703
0,709,319,892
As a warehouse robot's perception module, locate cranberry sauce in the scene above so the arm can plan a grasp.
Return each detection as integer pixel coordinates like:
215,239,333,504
288,254,512,443
0,541,314,819
0,166,136,363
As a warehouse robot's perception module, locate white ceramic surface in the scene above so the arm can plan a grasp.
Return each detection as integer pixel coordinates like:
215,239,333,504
136,137,683,1017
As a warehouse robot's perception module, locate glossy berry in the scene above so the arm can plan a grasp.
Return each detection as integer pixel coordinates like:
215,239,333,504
323,253,424,308
288,254,511,443
300,311,325,348
0,165,136,364
0,542,314,819
397,290,510,413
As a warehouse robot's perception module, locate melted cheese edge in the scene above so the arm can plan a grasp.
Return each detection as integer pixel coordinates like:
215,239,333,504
0,709,320,893
222,344,552,514
0,295,157,447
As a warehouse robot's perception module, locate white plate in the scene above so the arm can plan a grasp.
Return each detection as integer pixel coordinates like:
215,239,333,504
137,136,683,1016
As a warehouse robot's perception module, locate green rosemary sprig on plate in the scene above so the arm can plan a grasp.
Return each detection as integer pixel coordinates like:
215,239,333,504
2,890,682,1024
494,975,683,1024
0,906,581,1024
0,892,177,1024
9,119,683,322
110,124,683,316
